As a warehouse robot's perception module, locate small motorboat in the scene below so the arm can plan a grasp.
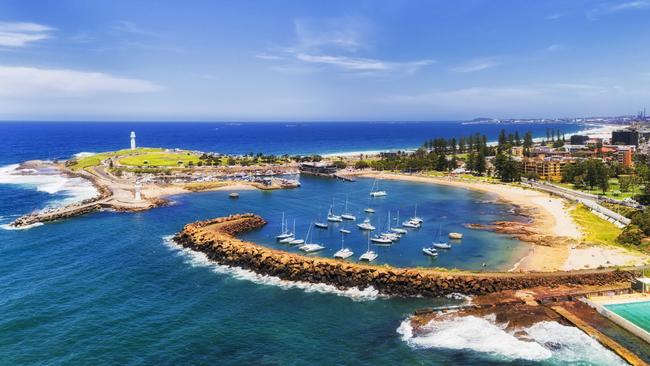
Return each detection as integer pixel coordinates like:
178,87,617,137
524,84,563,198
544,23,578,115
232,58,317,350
314,221,328,229
402,220,420,228
449,232,463,240
364,208,375,213
370,235,392,244
340,228,351,234
228,192,239,199
369,190,387,197
422,247,438,257
357,218,376,231
432,242,452,249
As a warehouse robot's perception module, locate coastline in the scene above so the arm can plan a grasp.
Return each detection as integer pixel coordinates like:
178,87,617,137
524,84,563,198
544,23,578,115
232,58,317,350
321,123,617,158
355,171,648,272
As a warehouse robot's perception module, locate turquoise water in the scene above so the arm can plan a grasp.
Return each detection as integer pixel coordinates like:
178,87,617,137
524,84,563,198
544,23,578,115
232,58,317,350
606,301,650,333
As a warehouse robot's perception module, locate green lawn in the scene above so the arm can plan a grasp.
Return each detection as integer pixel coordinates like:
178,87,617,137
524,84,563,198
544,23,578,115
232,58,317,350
570,204,622,245
69,148,164,170
119,151,200,167
557,178,644,200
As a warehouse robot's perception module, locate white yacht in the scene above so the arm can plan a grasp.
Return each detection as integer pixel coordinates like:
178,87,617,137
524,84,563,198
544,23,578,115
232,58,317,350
300,243,325,253
276,213,294,240
357,218,376,231
340,228,351,234
279,235,295,244
432,225,451,249
289,223,307,245
369,179,387,197
381,212,400,240
359,235,378,262
298,225,324,252
333,235,354,259
364,207,376,213
391,211,408,234
341,198,356,220
409,204,424,224
327,206,343,222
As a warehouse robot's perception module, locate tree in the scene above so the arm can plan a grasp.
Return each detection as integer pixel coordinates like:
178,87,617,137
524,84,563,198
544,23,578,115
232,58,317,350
475,150,487,174
332,160,347,169
617,224,643,246
494,153,520,182
523,132,533,157
497,129,508,153
355,160,370,169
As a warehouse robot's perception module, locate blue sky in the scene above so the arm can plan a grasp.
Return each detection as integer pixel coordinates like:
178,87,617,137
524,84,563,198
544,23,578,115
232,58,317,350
0,0,649,121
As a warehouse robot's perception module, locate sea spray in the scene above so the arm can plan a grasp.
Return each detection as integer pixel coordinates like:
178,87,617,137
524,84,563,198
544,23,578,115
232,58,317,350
397,315,626,365
0,164,98,207
163,236,384,302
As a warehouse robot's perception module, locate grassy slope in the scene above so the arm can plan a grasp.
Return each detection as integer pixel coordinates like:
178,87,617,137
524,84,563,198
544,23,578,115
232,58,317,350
70,148,164,171
119,151,199,167
570,204,622,246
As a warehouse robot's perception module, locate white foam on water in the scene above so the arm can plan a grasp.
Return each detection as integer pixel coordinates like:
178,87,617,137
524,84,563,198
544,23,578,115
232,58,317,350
397,315,626,365
73,152,96,158
0,164,98,207
162,236,383,301
0,222,44,230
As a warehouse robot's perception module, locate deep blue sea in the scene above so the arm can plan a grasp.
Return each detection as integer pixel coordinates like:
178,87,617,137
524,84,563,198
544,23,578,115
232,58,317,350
0,121,631,365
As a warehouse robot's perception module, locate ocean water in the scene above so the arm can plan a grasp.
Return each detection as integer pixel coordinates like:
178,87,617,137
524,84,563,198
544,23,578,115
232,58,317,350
0,121,630,365
0,121,589,161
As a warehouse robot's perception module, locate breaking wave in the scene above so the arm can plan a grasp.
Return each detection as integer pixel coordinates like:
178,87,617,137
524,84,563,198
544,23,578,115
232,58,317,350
0,164,97,207
163,236,383,301
0,222,44,231
397,315,626,365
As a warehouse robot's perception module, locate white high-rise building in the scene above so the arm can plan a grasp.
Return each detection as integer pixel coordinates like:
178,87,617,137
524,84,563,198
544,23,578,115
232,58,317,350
130,131,136,150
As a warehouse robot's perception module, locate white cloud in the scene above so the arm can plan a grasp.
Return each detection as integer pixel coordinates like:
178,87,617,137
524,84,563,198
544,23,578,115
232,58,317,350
257,17,433,76
546,44,564,52
255,53,284,60
587,1,650,19
546,13,564,20
0,21,53,47
113,21,156,36
450,57,502,73
296,53,433,73
0,65,162,97
293,17,367,53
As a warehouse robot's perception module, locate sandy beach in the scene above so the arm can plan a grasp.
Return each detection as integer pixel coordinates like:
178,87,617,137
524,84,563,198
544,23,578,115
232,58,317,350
357,171,648,272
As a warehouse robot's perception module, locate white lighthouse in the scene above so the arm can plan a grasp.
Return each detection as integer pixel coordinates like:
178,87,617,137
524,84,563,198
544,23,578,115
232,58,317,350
130,131,136,150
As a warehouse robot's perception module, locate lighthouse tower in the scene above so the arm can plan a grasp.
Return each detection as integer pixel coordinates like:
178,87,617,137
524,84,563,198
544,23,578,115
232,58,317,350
130,131,136,150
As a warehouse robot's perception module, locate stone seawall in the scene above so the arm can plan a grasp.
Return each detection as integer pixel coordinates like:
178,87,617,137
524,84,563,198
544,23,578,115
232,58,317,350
173,214,639,297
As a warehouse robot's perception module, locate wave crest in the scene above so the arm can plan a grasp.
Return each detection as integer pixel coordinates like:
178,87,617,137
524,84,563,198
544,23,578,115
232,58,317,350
162,236,382,301
397,315,626,365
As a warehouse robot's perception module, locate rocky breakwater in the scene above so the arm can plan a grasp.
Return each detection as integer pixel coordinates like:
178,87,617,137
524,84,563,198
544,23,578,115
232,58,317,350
173,214,641,297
